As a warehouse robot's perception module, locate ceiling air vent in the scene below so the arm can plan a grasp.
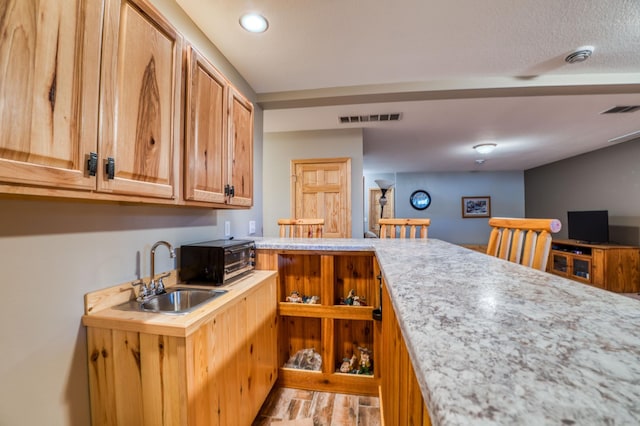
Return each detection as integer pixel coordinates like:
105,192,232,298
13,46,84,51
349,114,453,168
601,106,640,114
339,113,402,123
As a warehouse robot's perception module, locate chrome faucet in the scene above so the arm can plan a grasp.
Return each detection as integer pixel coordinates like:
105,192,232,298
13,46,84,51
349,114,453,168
149,240,176,295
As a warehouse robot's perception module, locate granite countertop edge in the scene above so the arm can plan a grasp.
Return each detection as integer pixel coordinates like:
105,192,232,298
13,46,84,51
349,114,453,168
254,237,640,425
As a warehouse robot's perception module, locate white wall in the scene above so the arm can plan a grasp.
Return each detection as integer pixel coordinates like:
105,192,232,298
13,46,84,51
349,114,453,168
364,171,525,244
263,129,364,238
0,1,262,425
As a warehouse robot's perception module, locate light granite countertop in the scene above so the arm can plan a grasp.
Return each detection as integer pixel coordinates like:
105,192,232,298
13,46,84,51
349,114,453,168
254,237,640,425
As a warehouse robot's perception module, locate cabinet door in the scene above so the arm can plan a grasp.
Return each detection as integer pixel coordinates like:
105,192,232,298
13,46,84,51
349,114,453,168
98,0,182,199
550,252,569,277
184,46,228,203
226,86,253,206
0,0,102,191
591,249,605,288
570,256,591,283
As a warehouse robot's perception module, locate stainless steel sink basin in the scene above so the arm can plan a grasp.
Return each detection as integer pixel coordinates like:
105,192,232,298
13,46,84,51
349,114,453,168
116,287,228,314
141,287,228,314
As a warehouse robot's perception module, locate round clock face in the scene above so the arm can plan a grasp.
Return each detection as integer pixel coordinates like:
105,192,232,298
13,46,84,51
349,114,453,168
410,190,431,210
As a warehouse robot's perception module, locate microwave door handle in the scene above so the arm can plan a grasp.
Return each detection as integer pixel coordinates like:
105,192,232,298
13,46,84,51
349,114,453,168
225,245,254,255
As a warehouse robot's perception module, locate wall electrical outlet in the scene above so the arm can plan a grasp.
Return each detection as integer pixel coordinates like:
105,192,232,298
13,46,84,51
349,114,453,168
224,221,231,237
249,220,256,234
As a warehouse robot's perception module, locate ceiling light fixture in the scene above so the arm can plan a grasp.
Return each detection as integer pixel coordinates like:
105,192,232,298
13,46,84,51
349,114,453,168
239,13,269,33
473,143,497,155
565,46,594,64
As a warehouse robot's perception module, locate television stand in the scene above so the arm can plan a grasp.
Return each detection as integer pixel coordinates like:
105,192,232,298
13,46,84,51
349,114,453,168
548,239,640,292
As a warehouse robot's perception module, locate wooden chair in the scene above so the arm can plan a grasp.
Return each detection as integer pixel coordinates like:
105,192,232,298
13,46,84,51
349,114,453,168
278,218,324,238
486,217,562,271
379,218,431,239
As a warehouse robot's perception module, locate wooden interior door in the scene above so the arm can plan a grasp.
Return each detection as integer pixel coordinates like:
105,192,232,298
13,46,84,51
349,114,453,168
292,158,351,238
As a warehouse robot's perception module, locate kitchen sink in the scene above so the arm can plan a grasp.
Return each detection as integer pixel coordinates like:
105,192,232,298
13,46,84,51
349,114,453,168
116,287,228,314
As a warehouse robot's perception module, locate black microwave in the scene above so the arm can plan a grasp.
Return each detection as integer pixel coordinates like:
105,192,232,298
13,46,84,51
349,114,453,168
179,239,255,285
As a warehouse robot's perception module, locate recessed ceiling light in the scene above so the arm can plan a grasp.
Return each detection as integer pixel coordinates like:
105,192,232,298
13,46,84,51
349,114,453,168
473,143,497,155
239,13,269,33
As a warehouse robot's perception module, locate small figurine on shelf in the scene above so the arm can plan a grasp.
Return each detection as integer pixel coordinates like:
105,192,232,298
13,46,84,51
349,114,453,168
286,290,302,303
302,295,320,304
337,289,367,306
345,289,356,305
339,357,351,373
284,348,322,371
352,294,367,306
357,346,372,375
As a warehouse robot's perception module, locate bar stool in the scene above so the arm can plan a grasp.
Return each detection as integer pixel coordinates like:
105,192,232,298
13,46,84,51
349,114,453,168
486,217,561,271
379,218,431,239
277,218,325,238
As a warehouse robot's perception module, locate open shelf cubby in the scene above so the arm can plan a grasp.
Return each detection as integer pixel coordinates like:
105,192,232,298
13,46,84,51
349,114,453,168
257,249,381,395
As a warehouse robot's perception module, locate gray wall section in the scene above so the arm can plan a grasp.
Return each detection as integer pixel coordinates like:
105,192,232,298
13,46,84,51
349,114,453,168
364,171,525,244
263,129,364,238
0,2,263,425
525,138,640,245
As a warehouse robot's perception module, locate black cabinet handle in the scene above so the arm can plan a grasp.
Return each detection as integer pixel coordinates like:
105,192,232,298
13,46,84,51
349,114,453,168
87,152,98,176
105,157,115,180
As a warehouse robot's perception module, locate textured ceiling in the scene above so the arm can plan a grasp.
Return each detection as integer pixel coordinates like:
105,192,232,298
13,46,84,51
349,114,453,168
177,0,640,172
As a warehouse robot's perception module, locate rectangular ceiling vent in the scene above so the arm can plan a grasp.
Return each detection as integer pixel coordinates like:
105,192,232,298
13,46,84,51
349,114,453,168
339,113,402,123
601,106,640,114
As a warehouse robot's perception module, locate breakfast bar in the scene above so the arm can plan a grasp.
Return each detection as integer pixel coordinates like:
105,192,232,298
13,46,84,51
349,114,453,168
255,238,640,425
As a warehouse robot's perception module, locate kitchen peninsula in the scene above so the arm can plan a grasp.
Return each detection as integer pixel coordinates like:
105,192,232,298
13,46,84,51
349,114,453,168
254,238,640,425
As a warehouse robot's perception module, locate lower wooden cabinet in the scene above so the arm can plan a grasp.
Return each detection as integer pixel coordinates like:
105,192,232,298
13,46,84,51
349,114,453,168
86,274,277,426
380,281,432,426
548,239,640,292
255,249,380,396
255,249,433,423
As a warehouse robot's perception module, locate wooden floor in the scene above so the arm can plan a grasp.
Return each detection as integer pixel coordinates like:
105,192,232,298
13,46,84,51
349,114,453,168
252,387,381,426
622,292,640,301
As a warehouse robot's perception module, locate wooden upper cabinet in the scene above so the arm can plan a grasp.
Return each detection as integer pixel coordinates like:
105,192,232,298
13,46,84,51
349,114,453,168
98,0,183,199
184,46,228,204
227,86,254,207
0,0,103,190
184,46,254,207
0,0,250,207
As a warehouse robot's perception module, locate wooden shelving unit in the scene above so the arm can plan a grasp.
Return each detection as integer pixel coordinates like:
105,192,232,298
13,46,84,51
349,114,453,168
548,239,640,293
256,249,381,396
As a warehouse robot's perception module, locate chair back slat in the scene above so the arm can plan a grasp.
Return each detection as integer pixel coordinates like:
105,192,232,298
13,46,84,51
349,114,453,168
278,218,324,238
486,217,561,271
379,218,430,239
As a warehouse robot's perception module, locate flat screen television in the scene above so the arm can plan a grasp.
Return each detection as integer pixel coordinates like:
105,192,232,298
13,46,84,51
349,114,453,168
567,210,609,243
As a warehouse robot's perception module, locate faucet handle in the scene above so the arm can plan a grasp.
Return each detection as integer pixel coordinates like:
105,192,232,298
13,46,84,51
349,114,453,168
155,272,171,294
132,279,150,301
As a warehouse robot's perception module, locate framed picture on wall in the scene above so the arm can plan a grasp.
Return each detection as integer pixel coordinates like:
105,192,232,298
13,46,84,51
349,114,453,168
462,196,491,218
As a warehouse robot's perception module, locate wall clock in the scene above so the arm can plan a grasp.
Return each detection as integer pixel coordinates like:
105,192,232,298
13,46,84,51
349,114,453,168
409,190,431,210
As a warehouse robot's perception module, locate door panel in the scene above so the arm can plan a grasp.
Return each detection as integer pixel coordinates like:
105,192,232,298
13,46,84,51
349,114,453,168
227,86,253,206
292,158,351,238
184,45,227,203
98,0,182,198
0,0,102,190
